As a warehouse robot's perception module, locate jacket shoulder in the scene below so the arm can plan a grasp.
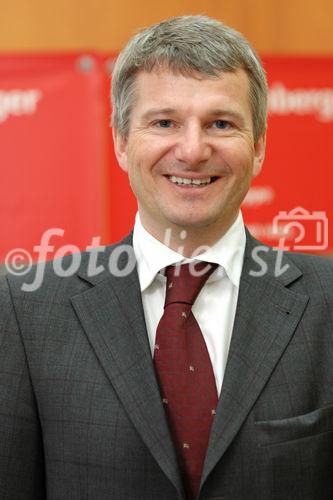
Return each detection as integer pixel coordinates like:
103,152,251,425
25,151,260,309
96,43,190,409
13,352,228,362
286,251,333,278
4,232,135,302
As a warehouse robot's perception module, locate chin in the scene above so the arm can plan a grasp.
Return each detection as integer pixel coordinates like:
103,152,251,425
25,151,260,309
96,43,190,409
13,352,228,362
166,215,220,230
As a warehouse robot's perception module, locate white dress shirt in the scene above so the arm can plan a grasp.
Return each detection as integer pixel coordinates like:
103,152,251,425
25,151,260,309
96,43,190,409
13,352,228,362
133,212,246,395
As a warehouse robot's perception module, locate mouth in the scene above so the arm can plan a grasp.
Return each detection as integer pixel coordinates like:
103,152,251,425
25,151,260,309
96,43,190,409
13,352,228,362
168,175,219,187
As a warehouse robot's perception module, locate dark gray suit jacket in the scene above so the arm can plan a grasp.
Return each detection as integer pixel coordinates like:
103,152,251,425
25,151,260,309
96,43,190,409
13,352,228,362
1,233,333,499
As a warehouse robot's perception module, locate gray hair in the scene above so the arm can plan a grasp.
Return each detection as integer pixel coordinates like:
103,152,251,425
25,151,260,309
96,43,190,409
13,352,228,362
111,15,267,143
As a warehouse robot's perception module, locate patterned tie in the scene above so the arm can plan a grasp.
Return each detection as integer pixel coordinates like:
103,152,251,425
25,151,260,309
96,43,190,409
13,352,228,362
153,262,218,500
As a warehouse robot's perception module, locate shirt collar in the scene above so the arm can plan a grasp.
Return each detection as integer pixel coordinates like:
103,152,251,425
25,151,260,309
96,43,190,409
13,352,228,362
133,212,246,292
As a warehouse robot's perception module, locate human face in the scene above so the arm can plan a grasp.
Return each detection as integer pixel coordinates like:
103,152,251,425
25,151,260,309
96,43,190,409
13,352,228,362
114,68,265,246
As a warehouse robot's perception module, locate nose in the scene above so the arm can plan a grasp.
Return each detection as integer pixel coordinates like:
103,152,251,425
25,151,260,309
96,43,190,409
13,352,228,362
174,123,212,166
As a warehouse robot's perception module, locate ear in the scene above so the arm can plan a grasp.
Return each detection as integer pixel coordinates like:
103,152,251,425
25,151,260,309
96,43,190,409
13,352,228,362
112,128,128,173
252,132,266,177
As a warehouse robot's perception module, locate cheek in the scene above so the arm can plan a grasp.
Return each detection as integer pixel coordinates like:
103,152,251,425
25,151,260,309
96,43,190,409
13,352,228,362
127,141,155,169
125,155,152,196
221,141,255,170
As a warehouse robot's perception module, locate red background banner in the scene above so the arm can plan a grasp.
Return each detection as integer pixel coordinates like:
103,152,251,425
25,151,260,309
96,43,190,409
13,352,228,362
1,54,332,264
0,53,112,263
243,57,333,254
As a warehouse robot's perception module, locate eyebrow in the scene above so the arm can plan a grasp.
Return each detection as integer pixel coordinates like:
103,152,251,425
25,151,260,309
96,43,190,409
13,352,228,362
208,109,246,125
140,107,246,125
141,108,178,121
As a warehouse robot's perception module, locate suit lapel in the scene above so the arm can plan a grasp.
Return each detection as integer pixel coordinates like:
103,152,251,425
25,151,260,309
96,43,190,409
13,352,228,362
70,241,184,496
201,235,309,485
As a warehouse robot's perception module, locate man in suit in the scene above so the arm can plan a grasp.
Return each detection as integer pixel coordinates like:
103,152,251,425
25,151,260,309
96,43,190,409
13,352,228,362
1,14,333,500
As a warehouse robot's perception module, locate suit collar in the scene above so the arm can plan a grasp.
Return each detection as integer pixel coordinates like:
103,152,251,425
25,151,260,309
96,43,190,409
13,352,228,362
77,232,135,286
243,229,303,286
76,229,302,287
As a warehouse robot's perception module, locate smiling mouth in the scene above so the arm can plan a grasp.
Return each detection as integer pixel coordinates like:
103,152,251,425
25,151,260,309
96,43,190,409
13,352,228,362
168,175,219,186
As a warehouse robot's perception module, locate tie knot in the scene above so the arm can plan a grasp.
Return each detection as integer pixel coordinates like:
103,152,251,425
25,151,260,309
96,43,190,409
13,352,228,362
164,262,217,307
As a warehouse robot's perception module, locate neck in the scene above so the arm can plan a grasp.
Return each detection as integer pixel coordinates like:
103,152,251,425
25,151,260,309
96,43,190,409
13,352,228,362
139,216,238,258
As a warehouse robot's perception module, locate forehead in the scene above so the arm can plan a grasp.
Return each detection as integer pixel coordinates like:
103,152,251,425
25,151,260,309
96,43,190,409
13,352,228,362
131,68,252,117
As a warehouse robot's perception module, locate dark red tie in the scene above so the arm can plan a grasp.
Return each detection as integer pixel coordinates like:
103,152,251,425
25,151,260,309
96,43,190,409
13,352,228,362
153,262,218,500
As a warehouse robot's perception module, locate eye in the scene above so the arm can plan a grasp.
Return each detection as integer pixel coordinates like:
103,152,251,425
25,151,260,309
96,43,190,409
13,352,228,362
155,119,173,128
213,120,230,129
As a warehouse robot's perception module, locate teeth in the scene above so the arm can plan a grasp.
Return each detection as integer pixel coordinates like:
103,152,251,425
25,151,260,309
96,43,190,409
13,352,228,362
170,175,212,186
